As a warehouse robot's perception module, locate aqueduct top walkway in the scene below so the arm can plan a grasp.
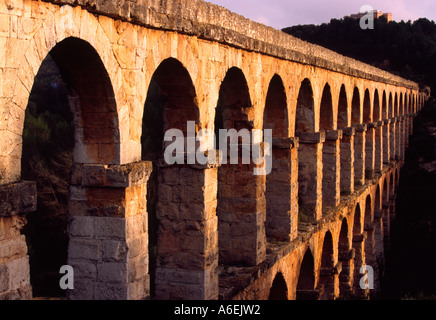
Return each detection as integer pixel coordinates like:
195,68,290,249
0,0,429,300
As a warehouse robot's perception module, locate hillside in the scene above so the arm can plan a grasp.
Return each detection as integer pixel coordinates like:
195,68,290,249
283,16,436,94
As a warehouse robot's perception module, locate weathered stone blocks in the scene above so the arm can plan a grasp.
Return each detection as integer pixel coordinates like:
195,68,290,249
67,161,152,300
156,164,219,300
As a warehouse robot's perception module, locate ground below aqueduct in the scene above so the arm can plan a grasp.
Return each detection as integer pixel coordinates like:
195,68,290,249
382,100,436,300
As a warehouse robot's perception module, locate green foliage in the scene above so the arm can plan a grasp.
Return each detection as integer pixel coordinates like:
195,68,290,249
23,112,51,153
283,17,436,94
22,110,74,168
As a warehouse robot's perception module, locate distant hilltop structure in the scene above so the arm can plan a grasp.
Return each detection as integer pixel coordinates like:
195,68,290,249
347,10,393,22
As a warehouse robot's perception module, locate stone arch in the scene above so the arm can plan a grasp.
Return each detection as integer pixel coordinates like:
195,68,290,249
375,185,382,213
388,92,393,118
373,89,383,175
364,194,373,230
364,89,375,179
319,83,334,131
351,87,361,125
34,37,121,165
21,37,123,299
295,78,315,133
364,194,376,272
337,84,348,129
150,58,199,133
268,272,289,300
216,66,266,267
373,89,381,121
388,92,396,161
319,231,335,300
264,74,289,137
352,203,364,294
264,74,293,241
296,78,322,223
142,57,211,299
321,83,339,209
339,84,353,196
353,86,366,187
382,90,388,119
338,218,352,297
363,89,372,123
382,91,390,165
400,93,404,116
296,248,316,300
15,7,129,172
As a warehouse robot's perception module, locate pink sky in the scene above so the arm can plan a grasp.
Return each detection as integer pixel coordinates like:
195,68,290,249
207,0,436,30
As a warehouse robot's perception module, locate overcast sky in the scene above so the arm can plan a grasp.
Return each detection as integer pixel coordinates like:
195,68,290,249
207,0,436,30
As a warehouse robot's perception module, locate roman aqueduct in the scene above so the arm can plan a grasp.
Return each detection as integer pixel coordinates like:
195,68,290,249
0,0,429,300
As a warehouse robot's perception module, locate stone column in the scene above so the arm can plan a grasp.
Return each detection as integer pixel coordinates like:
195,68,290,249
298,132,325,223
365,123,377,179
373,211,384,297
400,116,406,161
395,117,401,160
319,262,341,300
322,130,342,209
266,138,299,242
353,124,367,187
67,161,152,300
340,127,355,195
156,160,219,300
0,182,36,300
389,118,397,161
383,119,391,165
352,231,367,295
363,223,375,270
339,248,355,297
374,121,384,174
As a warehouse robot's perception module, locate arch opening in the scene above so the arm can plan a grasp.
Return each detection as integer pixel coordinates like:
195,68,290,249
321,83,339,209
142,58,207,299
319,231,335,300
351,87,361,125
296,249,316,300
319,83,334,131
268,272,288,300
216,67,265,266
21,37,119,298
296,79,320,224
337,85,348,129
264,75,292,242
338,218,352,297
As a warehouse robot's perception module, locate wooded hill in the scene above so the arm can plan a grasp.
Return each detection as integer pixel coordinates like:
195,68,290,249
283,16,436,95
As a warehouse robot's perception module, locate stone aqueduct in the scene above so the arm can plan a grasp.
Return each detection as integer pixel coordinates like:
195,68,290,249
0,0,429,300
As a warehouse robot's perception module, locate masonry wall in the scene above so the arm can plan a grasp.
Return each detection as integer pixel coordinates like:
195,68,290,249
0,0,428,300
